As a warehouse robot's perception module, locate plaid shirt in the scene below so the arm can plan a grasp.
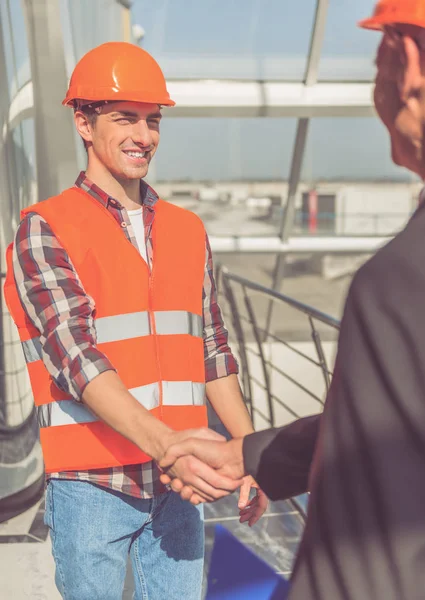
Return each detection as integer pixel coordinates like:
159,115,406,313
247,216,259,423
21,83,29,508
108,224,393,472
13,172,238,498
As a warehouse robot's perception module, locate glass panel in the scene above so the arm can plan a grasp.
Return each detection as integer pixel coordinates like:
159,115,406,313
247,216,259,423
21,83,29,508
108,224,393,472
64,0,124,63
302,117,419,182
0,0,16,98
20,118,37,206
11,118,37,216
153,117,297,236
8,0,31,89
133,0,317,81
318,0,380,82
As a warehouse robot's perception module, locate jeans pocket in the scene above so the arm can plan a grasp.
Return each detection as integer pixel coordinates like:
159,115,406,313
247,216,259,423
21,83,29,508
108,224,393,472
43,481,55,531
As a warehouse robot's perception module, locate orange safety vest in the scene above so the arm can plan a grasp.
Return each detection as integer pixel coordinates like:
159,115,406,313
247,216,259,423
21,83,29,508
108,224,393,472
4,187,208,473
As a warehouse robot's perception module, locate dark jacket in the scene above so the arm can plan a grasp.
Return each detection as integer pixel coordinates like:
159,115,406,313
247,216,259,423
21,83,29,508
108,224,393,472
243,200,425,599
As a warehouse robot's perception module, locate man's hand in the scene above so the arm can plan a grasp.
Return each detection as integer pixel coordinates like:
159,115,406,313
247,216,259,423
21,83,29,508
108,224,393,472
160,437,245,479
159,437,268,523
158,437,247,504
157,428,242,502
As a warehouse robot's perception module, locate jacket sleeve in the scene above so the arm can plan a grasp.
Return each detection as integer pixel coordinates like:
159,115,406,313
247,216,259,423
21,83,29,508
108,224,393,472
242,414,321,500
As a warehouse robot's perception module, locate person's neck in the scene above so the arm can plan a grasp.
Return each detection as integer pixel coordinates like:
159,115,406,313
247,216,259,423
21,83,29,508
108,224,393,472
85,164,142,210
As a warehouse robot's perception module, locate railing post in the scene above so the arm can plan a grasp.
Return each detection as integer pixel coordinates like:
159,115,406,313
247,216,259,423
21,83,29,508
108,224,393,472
243,288,275,427
220,270,255,426
309,316,331,393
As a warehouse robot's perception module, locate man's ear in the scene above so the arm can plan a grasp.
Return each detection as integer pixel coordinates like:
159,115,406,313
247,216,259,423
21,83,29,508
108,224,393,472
400,35,423,103
74,111,93,145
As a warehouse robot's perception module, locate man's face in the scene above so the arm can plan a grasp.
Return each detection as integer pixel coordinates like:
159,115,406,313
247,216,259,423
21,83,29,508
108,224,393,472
83,101,162,181
374,29,425,177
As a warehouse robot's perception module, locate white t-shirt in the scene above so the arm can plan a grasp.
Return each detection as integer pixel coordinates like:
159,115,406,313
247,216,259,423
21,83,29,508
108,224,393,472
127,208,148,264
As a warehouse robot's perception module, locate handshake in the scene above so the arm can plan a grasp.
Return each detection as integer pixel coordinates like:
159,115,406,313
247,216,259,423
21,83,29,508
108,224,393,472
158,427,268,527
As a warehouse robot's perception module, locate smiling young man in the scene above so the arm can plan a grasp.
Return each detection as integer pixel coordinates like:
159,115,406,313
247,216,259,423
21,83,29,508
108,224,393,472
4,43,266,600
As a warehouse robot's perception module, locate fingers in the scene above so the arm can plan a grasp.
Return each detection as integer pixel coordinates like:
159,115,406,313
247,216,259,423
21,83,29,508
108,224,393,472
159,473,172,486
238,477,251,509
160,438,225,471
168,455,241,503
239,489,268,527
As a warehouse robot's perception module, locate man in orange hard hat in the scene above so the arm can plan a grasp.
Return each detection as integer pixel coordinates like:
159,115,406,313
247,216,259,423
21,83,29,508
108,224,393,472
4,42,267,599
160,2,425,597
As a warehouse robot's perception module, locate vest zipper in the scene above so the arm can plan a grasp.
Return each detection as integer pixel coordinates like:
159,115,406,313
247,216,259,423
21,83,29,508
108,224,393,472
78,190,164,418
148,268,164,420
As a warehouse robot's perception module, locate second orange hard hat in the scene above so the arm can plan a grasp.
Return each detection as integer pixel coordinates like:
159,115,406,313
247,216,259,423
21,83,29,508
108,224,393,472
359,0,425,31
63,42,175,108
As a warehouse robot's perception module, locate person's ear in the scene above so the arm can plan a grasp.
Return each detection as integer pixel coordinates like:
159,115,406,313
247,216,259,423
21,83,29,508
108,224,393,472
74,111,93,145
400,35,423,103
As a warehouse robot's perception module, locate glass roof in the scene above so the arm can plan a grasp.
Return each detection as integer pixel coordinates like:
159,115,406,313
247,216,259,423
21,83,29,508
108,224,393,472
133,0,381,83
301,118,419,183
133,0,317,81
318,0,381,82
155,117,298,181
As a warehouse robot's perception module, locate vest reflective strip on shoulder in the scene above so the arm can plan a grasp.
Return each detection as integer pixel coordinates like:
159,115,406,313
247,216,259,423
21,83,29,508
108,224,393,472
21,310,203,364
38,381,205,427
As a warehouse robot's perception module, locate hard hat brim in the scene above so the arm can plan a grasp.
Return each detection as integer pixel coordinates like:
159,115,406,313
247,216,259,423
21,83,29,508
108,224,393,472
63,88,175,107
359,16,425,31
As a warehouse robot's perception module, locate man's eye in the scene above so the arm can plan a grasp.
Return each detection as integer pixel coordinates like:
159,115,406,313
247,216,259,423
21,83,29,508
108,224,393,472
116,118,131,124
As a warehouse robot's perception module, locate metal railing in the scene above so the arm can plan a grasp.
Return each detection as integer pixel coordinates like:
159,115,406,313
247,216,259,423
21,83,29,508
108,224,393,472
217,264,340,427
216,266,341,523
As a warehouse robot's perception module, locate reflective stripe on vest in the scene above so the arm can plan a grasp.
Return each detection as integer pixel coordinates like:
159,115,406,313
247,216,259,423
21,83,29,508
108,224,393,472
21,310,203,362
38,381,206,427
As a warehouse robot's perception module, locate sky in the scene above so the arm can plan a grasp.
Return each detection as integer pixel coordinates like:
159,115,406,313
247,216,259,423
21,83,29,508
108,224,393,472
132,0,419,183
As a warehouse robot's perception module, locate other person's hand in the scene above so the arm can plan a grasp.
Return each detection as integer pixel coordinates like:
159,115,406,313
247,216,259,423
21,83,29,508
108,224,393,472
238,476,268,527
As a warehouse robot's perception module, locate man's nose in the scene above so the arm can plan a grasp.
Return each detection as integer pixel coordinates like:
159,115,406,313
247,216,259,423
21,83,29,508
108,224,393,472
133,120,153,148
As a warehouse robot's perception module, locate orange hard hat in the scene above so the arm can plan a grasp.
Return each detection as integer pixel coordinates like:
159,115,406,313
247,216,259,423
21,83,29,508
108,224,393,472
359,0,425,31
62,42,175,108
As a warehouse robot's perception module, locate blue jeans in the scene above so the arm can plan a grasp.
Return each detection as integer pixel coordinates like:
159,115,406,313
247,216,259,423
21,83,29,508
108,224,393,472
44,479,204,600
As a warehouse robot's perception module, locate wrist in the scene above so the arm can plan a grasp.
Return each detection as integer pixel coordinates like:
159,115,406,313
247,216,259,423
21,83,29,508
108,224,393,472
136,417,173,462
228,437,245,476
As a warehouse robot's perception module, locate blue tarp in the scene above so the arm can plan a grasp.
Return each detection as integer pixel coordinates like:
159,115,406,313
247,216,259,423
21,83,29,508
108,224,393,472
206,525,290,599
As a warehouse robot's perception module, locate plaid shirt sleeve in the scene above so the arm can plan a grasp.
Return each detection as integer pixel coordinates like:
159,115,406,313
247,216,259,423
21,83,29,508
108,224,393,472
13,213,115,401
203,233,239,382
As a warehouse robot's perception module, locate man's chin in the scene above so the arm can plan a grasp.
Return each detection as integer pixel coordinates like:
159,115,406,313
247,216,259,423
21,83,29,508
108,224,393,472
119,165,149,180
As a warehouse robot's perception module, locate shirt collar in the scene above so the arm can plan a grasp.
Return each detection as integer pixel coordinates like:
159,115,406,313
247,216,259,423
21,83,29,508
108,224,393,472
75,171,159,210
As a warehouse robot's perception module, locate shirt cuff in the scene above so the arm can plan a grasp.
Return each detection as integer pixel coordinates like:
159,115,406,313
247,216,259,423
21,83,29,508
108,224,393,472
205,352,239,382
56,346,116,401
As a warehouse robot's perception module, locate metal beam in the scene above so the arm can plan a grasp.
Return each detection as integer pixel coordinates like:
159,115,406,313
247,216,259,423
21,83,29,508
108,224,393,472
269,0,330,334
305,0,330,86
167,81,374,118
278,0,331,245
8,80,375,127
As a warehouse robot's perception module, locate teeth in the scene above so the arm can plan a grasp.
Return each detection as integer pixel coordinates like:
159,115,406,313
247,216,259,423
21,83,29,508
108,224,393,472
126,151,145,158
